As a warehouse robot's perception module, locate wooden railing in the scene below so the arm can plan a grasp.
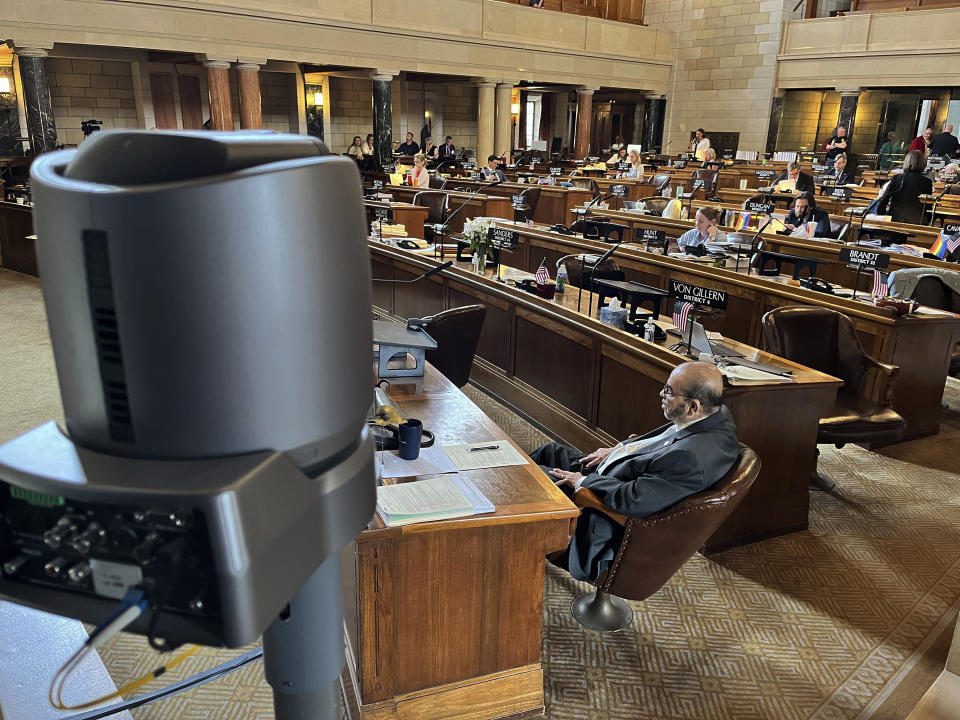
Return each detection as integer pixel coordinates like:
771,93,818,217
496,0,645,26
844,0,958,12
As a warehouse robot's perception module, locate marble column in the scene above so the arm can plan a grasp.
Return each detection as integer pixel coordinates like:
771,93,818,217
204,59,234,131
642,96,666,154
371,72,395,170
575,87,595,160
235,62,263,130
836,88,861,145
765,92,785,156
475,80,495,165
494,81,514,159
15,47,57,156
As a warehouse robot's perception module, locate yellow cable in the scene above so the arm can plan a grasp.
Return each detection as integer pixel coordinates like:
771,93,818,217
50,645,200,711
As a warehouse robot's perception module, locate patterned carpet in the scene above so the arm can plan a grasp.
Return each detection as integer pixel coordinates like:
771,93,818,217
1,267,959,720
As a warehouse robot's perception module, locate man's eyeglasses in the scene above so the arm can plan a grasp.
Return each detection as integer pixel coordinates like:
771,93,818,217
661,385,695,400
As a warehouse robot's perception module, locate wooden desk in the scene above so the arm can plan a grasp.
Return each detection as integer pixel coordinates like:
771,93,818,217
490,222,960,439
363,200,428,240
340,364,577,720
374,186,513,233
0,201,36,277
369,242,842,553
429,178,593,227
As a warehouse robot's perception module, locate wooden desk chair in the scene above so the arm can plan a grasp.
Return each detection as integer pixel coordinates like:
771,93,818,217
559,255,623,289
428,175,447,190
693,168,719,195
761,307,906,489
420,305,487,388
648,174,672,194
568,444,760,632
413,191,449,243
641,197,672,216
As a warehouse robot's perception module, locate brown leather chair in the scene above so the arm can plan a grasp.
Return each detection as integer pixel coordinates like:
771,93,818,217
648,174,672,194
741,193,767,208
420,305,487,388
641,197,672,216
762,307,906,487
693,167,718,195
513,186,541,223
428,175,447,190
413,191,449,243
568,444,760,631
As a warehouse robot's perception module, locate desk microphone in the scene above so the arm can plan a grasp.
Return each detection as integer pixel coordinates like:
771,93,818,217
372,260,454,283
928,184,952,226
574,193,616,234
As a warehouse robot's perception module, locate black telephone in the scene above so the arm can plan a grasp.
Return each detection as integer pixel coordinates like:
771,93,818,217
801,277,835,295
398,239,420,250
550,223,575,235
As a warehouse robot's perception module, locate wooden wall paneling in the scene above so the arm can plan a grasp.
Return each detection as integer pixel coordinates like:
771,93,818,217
392,265,445,318
370,258,394,314
357,540,396,702
448,286,514,373
596,352,671,439
0,203,37,276
149,73,178,129
513,311,596,420
177,74,203,129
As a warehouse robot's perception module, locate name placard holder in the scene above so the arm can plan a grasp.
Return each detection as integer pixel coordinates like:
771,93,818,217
668,279,729,310
673,160,687,169
829,186,853,202
372,179,384,190
373,206,394,223
488,226,519,248
746,201,775,216
549,167,562,176
636,228,667,251
839,247,890,300
944,223,960,236
611,184,627,197
617,162,631,172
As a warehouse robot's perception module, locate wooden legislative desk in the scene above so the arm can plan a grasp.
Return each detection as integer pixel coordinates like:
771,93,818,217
587,207,956,290
340,363,577,720
0,201,36,277
374,186,513,233
362,200,428,240
431,178,593,227
369,242,842,554
493,222,960,439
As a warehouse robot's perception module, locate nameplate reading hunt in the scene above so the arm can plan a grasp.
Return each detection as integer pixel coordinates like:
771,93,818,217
549,167,562,176
669,279,728,310
636,228,666,245
745,201,776,215
673,160,687,169
372,179,384,190
839,247,890,270
617,162,631,172
611,184,628,197
829,186,852,201
755,169,777,180
373,206,394,222
488,226,519,247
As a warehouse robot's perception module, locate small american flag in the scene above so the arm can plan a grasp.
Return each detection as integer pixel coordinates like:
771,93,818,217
948,232,960,255
673,301,693,332
535,261,551,284
872,270,889,297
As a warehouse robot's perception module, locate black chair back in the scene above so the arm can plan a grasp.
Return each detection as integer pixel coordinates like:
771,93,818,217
412,191,449,225
421,305,487,388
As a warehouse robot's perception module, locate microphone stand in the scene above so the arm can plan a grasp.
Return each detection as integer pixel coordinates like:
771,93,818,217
372,260,454,284
588,241,620,319
744,216,774,275
928,186,950,226
577,193,616,236
434,179,505,261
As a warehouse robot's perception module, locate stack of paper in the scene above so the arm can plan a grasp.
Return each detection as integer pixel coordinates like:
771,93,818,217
376,476,495,527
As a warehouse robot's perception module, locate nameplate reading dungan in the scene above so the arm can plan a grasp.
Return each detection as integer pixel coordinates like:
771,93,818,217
755,169,777,180
611,185,627,197
488,227,519,247
839,247,890,270
636,228,666,245
746,201,775,215
668,280,728,310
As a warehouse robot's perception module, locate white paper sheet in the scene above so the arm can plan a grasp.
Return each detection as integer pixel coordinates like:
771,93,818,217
377,446,459,479
442,441,530,471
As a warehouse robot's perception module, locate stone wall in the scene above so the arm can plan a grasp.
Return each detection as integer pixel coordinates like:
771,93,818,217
327,77,374,154
260,71,299,133
643,0,802,155
778,90,823,152
46,58,138,145
440,84,477,156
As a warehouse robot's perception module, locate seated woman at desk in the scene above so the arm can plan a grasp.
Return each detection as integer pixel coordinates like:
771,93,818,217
677,207,726,251
783,191,831,237
700,148,719,167
347,136,364,160
422,137,439,161
876,149,933,225
624,149,644,179
825,153,854,186
608,147,628,165
409,153,431,188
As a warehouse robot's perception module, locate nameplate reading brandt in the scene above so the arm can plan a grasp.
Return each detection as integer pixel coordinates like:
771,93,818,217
839,247,890,270
668,279,729,309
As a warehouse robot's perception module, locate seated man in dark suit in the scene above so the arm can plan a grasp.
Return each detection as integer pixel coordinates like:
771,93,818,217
772,160,814,194
783,191,831,237
530,361,739,582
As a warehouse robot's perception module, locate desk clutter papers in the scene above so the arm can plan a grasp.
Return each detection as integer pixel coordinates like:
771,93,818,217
442,441,530,471
719,362,795,384
376,476,495,527
377,446,459,479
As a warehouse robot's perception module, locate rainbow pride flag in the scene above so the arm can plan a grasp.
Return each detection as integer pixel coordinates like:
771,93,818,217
734,212,751,231
930,231,949,259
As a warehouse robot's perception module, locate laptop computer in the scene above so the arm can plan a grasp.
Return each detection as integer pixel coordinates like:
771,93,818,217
689,321,743,358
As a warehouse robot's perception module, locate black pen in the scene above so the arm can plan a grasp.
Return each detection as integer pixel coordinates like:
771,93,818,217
470,445,500,452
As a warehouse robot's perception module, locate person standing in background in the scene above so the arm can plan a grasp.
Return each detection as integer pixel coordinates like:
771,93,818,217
878,132,903,171
824,126,848,164
689,129,710,161
909,127,933,158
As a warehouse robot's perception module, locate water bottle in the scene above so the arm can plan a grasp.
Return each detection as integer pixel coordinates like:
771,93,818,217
644,319,657,342
556,264,568,294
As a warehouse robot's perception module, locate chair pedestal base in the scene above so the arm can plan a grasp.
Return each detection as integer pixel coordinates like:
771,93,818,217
570,589,633,632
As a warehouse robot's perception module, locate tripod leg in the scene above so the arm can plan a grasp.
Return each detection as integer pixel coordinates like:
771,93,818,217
263,554,344,720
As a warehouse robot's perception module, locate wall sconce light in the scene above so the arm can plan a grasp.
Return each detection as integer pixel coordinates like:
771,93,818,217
511,102,520,115
313,91,323,107
0,73,15,109
424,110,431,119
0,77,11,93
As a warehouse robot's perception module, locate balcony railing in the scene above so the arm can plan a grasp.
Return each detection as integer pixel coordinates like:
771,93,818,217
494,0,645,26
